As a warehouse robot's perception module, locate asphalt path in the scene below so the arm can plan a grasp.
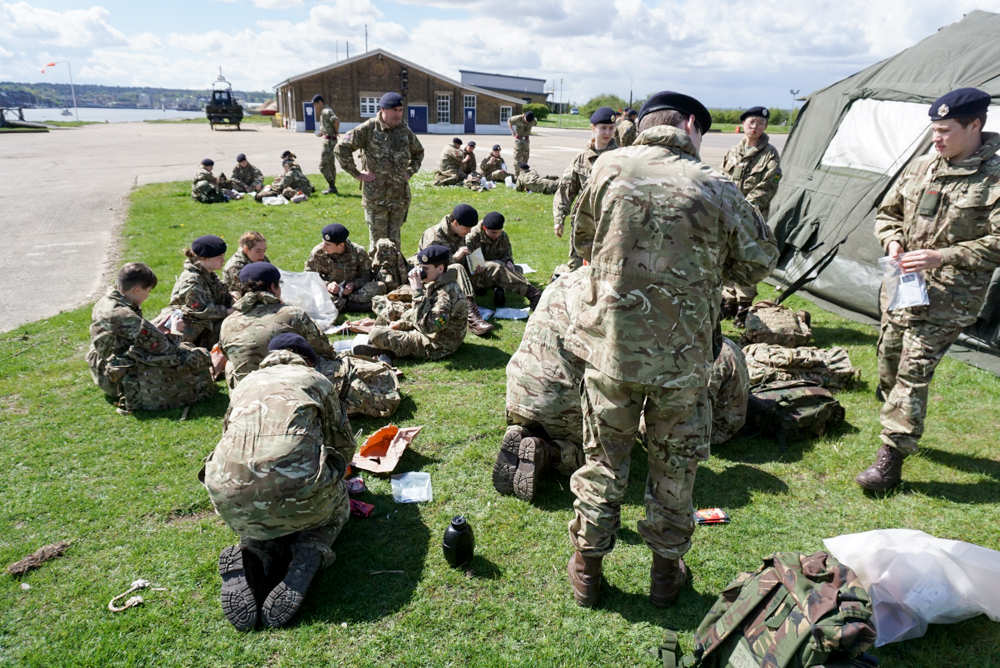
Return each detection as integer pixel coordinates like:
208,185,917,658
0,122,785,333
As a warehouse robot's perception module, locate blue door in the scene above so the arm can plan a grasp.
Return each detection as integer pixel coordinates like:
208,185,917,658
302,102,315,132
464,108,476,133
408,105,427,133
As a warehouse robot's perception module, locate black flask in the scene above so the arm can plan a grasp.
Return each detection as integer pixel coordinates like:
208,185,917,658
442,516,475,567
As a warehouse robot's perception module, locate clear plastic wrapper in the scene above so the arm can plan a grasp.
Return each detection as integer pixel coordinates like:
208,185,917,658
391,471,432,503
879,255,929,311
278,270,340,333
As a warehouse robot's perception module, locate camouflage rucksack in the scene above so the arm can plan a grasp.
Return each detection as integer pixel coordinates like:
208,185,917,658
656,552,877,668
744,344,860,391
746,380,845,451
740,301,812,347
112,342,215,411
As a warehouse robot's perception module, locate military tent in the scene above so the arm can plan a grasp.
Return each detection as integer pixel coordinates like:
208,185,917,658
768,10,1000,373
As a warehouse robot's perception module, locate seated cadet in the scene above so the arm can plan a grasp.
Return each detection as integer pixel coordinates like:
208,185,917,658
369,237,410,297
223,230,270,298
304,223,377,312
280,150,301,169
480,144,509,183
228,153,264,193
515,162,560,194
464,212,523,308
203,333,356,630
433,137,467,186
192,158,233,203
257,158,314,201
461,141,477,175
355,245,468,361
157,235,234,349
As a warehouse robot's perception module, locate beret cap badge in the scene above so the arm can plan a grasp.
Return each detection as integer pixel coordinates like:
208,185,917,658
938,104,949,118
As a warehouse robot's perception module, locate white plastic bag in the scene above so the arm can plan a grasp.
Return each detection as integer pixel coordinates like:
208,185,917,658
824,529,1000,646
390,471,432,503
879,256,929,311
278,270,340,333
505,175,515,188
261,195,288,206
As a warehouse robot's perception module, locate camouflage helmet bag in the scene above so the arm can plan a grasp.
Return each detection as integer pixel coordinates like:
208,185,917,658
740,301,812,348
744,344,861,391
746,380,845,452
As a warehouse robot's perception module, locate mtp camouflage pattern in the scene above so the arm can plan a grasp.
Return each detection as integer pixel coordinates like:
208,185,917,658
157,260,233,349
739,301,812,348
192,168,226,203
553,137,619,270
271,163,314,196
480,154,509,182
433,144,467,186
720,133,782,219
319,106,339,188
223,248,271,294
509,113,536,176
709,337,750,445
229,161,264,192
744,343,860,390
316,354,401,418
465,224,515,265
614,117,637,148
368,268,468,360
369,238,410,296
515,168,560,195
304,240,376,309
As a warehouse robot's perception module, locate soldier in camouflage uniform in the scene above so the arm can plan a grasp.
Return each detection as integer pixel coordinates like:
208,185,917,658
229,154,264,193
480,144,510,183
203,333,356,630
613,108,638,148
465,211,534,308
720,107,782,320
157,235,234,349
433,138,467,186
554,107,620,271
335,92,425,251
564,92,778,609
223,231,270,296
268,159,314,199
515,163,560,195
369,237,410,297
508,111,536,177
710,337,750,445
461,141,477,176
312,95,340,194
192,158,227,203
304,223,376,312
857,88,1000,492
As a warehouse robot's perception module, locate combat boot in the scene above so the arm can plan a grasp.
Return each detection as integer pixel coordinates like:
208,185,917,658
855,444,906,492
567,551,603,608
733,302,753,328
321,186,338,195
649,554,688,608
720,299,740,320
493,287,506,308
262,545,322,628
467,297,494,337
218,545,262,631
526,285,542,311
513,436,553,502
493,425,529,496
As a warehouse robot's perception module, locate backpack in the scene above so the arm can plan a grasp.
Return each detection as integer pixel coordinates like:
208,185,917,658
740,301,812,347
746,380,845,451
744,344,860,391
656,552,877,668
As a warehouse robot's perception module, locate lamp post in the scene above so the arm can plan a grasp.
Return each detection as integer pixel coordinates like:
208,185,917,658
41,61,79,122
559,78,563,129
790,89,800,125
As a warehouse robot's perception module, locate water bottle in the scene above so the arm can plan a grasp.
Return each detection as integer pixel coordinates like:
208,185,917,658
442,516,475,567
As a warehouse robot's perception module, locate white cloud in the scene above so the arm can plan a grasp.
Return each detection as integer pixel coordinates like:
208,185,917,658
252,0,304,8
0,1,128,48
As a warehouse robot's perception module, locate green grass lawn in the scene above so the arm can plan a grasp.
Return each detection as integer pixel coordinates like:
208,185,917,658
145,115,274,125
2,171,1000,666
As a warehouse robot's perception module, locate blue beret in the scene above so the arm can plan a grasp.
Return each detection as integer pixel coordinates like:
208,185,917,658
280,150,295,159
518,162,529,170
524,111,535,122
201,158,214,166
379,92,404,109
467,141,476,147
239,262,280,286
451,204,478,228
236,153,246,162
590,106,616,125
492,144,501,151
638,91,712,134
930,88,991,121
418,244,451,266
740,106,769,122
482,212,505,230
191,235,226,258
322,223,349,244
452,137,462,144
627,108,637,117
268,333,317,365
312,94,324,104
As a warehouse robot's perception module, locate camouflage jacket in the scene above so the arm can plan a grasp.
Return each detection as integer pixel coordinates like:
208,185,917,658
875,132,1000,327
465,224,514,264
204,349,356,541
192,168,217,187
230,162,263,189
614,118,637,148
461,149,477,175
223,249,271,293
480,154,507,178
720,133,782,218
515,169,559,194
88,288,181,376
334,113,425,209
709,337,750,445
436,145,464,174
553,138,620,224
219,291,335,388
305,241,372,290
319,106,338,139
272,165,312,194
397,268,468,354
509,114,536,139
417,216,466,256
371,238,410,292
163,260,233,336
567,124,779,389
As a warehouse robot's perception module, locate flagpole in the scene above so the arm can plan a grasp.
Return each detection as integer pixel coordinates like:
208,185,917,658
66,61,79,122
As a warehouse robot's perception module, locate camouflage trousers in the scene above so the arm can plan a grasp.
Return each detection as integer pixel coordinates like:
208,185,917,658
320,139,337,189
567,220,584,271
240,478,350,571
433,169,467,186
229,179,262,193
192,181,226,203
484,170,508,183
569,366,711,560
470,261,533,297
364,205,408,253
369,325,449,361
514,139,530,175
721,280,757,305
877,318,963,454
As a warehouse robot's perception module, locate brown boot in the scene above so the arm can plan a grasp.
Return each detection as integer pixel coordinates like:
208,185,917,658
512,436,552,502
649,554,688,608
525,285,542,311
855,444,906,491
467,297,494,337
567,551,603,608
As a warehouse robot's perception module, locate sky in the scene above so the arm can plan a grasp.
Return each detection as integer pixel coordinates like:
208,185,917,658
2,0,999,108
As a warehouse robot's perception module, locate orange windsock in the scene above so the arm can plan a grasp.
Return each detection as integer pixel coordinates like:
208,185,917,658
41,62,57,73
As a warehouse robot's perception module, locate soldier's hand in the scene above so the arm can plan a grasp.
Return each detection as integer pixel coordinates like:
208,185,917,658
899,249,943,273
327,282,342,296
554,223,564,238
342,283,354,297
170,319,185,335
454,247,470,261
888,241,904,258
389,320,404,330
358,171,377,182
408,267,423,290
230,291,241,302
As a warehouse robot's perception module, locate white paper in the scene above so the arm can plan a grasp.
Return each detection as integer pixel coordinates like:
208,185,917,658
515,263,536,275
467,247,486,274
495,307,530,320
333,339,354,353
477,306,494,321
505,175,515,188
352,333,369,347
391,471,433,503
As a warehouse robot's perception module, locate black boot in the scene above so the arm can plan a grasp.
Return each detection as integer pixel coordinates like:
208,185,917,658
493,287,506,308
262,546,322,628
322,185,338,195
219,545,262,631
855,444,907,492
526,286,542,311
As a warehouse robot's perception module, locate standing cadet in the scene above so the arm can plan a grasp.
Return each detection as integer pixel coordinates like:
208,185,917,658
312,95,340,194
304,223,377,312
480,144,509,183
564,92,778,609
335,92,424,251
223,230,270,297
508,110,536,177
229,154,264,193
158,235,234,348
856,88,1000,492
553,107,620,271
719,106,782,322
433,137,467,186
614,108,638,148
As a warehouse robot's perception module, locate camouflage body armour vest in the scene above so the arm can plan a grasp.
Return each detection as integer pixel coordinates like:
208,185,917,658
740,301,812,347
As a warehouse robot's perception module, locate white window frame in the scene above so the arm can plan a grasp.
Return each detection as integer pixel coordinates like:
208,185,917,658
437,94,451,124
500,106,512,123
463,94,476,110
360,96,379,118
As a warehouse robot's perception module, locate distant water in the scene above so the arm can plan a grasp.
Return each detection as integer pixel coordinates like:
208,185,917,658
20,108,203,123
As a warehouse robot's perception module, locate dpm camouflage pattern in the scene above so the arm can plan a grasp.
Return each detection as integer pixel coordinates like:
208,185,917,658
203,349,356,542
192,168,226,203
515,168,560,195
744,343,860,390
739,301,813,348
368,268,468,360
709,337,750,445
316,354,401,418
157,260,233,349
720,133,782,219
230,162,264,192
304,240,374,309
222,248,271,293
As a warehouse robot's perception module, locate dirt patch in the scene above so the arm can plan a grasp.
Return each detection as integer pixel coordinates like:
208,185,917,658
0,394,29,415
89,192,131,304
166,510,216,525
7,541,70,576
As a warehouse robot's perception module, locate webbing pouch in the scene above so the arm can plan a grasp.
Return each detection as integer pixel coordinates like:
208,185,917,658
917,189,941,216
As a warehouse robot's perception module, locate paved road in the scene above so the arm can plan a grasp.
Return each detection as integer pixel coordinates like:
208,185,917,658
0,122,784,333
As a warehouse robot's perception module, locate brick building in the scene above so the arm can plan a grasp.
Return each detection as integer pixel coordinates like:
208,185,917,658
274,49,524,135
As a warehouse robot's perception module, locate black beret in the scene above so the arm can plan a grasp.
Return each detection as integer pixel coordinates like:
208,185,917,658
524,111,535,122
740,106,769,122
492,144,501,151
930,88,991,121
638,91,712,135
322,223,349,244
628,108,638,117
417,244,451,266
482,212,505,230
239,262,280,286
379,92,404,109
518,162,529,170
280,150,295,159
590,106,616,125
201,158,214,166
451,203,478,228
191,235,226,258
236,153,246,162
312,94,324,104
268,333,317,365
467,141,476,147
452,137,462,144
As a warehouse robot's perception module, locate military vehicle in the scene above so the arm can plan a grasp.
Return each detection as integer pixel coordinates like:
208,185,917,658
205,70,243,130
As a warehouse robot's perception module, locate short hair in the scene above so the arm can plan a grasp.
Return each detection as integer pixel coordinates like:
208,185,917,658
240,230,266,251
117,262,157,292
956,113,987,130
241,278,278,294
638,109,688,133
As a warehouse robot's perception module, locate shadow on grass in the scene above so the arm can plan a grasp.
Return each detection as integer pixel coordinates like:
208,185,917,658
811,325,879,347
717,417,859,464
904,447,1000,504
444,343,512,371
349,395,419,435
600,578,717,630
694,464,789,509
466,554,502,580
132,387,230,422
